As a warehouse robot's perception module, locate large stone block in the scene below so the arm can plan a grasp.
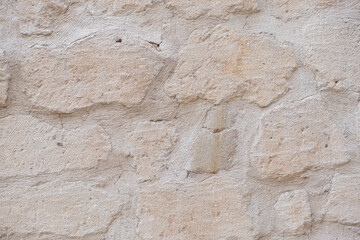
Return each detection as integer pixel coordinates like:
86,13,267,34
126,121,176,182
16,0,69,36
165,26,297,107
137,177,254,239
0,49,10,107
305,17,360,92
274,190,312,235
0,182,122,237
251,96,348,180
22,32,164,113
164,0,259,19
321,174,360,225
0,115,111,177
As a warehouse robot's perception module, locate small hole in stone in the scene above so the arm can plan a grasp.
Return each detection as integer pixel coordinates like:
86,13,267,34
335,80,338,84
57,142,63,146
116,38,122,43
325,144,328,148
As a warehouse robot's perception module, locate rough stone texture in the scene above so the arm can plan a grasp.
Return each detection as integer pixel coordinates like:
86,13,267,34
305,16,360,92
0,182,122,237
0,49,9,107
165,26,297,107
0,115,111,177
274,190,312,235
164,0,259,19
22,32,164,113
1,0,359,239
137,177,254,240
16,0,69,36
266,0,342,21
125,121,176,182
321,174,360,225
251,96,348,180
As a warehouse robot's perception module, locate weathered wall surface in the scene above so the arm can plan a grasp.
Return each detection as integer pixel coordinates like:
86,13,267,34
0,0,359,239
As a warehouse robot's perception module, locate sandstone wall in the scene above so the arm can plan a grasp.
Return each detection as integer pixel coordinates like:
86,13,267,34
0,0,360,239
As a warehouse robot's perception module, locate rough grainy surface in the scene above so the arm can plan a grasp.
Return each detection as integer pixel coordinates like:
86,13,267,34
0,0,359,239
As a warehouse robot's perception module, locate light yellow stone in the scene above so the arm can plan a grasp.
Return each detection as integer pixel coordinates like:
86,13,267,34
305,17,360,92
0,49,10,107
0,115,111,177
137,177,254,239
188,129,237,173
87,0,153,15
126,121,176,182
164,0,259,19
22,33,163,113
322,174,360,225
251,96,348,180
266,0,342,21
16,0,69,36
274,190,312,235
165,26,297,107
0,182,122,237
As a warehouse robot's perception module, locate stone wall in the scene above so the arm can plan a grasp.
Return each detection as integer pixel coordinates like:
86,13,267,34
0,0,359,239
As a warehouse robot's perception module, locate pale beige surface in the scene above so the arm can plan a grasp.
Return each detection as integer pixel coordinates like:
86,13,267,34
0,0,359,239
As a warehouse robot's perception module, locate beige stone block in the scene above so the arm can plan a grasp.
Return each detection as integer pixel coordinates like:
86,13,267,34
274,190,312,235
165,26,297,107
126,121,176,182
305,17,360,92
266,0,342,21
0,49,10,107
87,0,153,15
204,105,226,133
16,0,69,36
137,177,254,239
251,96,348,180
22,32,163,113
0,182,122,237
188,129,237,173
321,174,360,225
0,115,111,177
164,0,259,19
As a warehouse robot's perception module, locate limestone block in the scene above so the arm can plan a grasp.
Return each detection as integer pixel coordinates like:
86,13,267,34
321,174,360,225
305,17,360,92
274,190,312,235
86,0,153,15
0,49,10,107
164,0,259,19
16,0,69,36
204,105,226,133
22,32,163,113
251,96,348,180
0,115,111,177
188,129,237,173
165,26,297,107
137,177,254,239
266,0,342,21
126,121,176,182
0,182,122,237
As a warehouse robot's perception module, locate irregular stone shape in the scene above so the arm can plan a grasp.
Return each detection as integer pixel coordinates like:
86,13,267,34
86,0,153,15
204,105,226,133
137,177,254,239
0,49,10,107
126,121,176,182
0,115,111,177
188,129,237,173
274,190,312,235
266,0,342,21
305,17,360,92
0,182,122,237
16,0,69,36
22,33,163,113
251,96,348,180
322,174,360,225
164,0,259,19
165,26,297,107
